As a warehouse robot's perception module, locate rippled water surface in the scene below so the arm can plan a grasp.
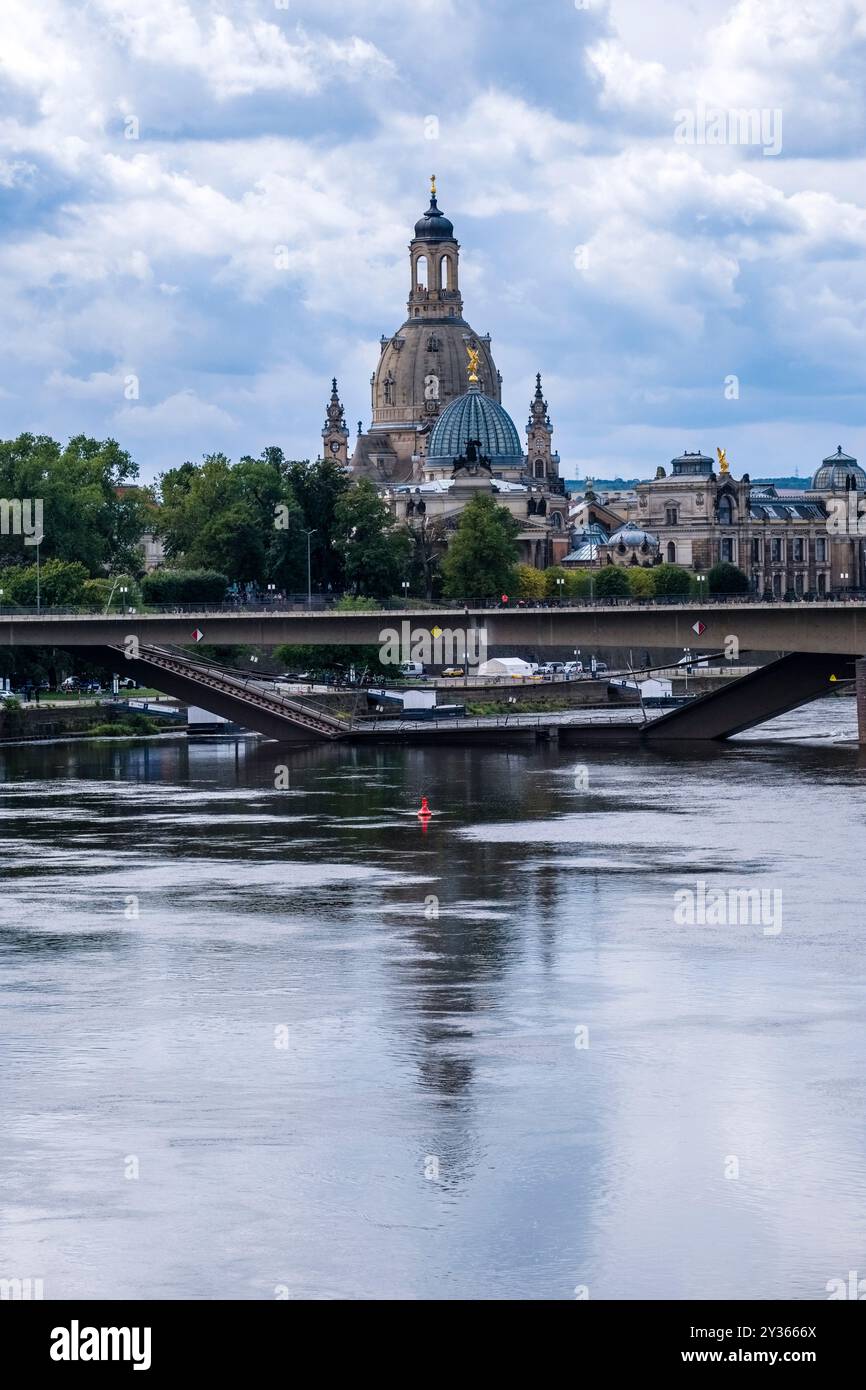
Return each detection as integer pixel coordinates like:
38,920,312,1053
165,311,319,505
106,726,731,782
1,698,865,1300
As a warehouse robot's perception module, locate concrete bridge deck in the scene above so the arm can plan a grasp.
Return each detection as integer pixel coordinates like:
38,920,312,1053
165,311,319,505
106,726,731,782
2,600,866,655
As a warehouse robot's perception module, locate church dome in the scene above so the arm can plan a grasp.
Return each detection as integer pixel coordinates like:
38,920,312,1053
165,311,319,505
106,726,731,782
811,446,866,491
427,385,524,466
609,523,659,550
413,193,454,242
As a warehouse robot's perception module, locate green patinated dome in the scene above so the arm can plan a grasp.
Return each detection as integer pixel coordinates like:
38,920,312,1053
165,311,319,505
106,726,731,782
427,385,524,466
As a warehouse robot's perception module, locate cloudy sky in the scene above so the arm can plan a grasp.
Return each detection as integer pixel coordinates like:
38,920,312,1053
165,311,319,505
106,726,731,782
1,0,865,482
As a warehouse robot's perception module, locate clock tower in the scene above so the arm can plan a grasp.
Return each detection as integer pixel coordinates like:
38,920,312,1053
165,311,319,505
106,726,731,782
322,378,349,465
526,373,560,486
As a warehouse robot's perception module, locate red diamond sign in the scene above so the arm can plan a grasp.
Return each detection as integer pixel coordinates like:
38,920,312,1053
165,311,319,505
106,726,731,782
191,628,204,642
692,621,706,636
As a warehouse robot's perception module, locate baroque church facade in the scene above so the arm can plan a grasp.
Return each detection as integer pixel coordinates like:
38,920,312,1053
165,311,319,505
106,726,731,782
319,181,570,569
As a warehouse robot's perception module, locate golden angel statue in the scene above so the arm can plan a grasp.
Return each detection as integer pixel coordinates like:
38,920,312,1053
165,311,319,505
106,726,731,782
716,447,729,474
466,344,480,383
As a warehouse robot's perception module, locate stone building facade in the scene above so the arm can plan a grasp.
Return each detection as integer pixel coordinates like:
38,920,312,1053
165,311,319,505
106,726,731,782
620,448,866,596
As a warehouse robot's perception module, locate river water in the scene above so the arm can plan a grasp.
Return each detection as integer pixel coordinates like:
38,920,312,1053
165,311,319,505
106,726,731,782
1,697,865,1301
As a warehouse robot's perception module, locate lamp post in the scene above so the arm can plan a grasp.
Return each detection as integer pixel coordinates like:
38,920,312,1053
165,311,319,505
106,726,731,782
266,583,275,607
696,572,706,600
119,584,128,613
556,576,564,605
36,541,41,614
303,529,316,607
683,646,691,692
401,579,410,604
0,587,4,615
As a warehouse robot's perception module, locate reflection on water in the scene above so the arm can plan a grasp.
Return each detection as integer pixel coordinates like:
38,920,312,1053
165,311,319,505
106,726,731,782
1,698,865,1300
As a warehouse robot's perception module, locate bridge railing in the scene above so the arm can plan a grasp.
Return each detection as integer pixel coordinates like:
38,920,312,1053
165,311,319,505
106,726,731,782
3,594,866,618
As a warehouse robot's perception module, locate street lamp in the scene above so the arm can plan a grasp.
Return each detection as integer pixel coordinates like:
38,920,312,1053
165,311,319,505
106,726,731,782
401,580,410,604
266,583,276,607
683,646,691,692
303,529,316,608
556,576,564,604
696,573,706,599
119,585,128,613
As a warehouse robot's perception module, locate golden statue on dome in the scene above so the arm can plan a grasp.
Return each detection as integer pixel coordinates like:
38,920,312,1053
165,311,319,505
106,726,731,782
466,344,480,383
430,173,437,198
717,447,730,474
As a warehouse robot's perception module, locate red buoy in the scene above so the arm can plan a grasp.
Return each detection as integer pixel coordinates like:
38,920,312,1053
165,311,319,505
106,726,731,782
418,796,431,818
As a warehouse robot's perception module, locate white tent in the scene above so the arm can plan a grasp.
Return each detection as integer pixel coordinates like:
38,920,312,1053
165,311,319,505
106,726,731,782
477,657,536,678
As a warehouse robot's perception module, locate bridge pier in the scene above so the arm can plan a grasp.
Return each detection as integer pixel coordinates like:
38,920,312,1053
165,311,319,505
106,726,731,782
857,658,866,745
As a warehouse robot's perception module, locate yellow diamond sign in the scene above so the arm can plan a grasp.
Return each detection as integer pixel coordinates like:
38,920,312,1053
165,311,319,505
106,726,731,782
431,626,442,638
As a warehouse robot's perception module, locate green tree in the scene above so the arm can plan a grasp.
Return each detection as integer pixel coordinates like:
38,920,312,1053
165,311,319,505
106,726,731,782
286,456,351,593
441,494,520,600
333,480,412,599
565,567,593,599
707,561,750,595
653,563,692,598
141,570,228,604
1,558,89,606
516,563,546,600
543,566,572,601
627,567,656,599
594,565,631,598
0,433,150,574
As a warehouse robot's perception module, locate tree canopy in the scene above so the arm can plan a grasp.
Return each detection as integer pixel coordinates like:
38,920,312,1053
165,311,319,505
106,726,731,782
441,494,520,600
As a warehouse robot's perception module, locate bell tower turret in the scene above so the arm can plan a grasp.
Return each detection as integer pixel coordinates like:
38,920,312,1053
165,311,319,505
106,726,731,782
526,373,559,486
408,175,463,321
322,378,349,465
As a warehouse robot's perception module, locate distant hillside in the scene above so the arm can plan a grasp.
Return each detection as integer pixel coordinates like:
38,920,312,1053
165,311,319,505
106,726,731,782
566,475,810,492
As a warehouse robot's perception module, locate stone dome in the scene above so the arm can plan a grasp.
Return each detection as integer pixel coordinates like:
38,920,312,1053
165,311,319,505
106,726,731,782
426,385,524,467
811,446,866,492
373,320,499,428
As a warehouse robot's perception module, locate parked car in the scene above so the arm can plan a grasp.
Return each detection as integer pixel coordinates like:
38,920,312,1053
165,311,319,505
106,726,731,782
563,660,583,677
590,659,609,674
536,663,557,677
60,676,81,691
399,661,425,678
441,666,465,678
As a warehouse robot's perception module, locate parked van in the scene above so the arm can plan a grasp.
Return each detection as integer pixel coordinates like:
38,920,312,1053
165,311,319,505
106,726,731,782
399,661,425,678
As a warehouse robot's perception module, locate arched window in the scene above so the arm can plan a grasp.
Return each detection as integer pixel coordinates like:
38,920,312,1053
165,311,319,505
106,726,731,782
665,505,678,526
439,255,450,291
550,511,563,529
666,541,676,563
718,495,734,525
415,255,427,290
534,459,544,478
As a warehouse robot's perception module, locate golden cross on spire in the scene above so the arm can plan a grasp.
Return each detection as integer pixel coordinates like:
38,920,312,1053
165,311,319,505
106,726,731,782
430,173,437,199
